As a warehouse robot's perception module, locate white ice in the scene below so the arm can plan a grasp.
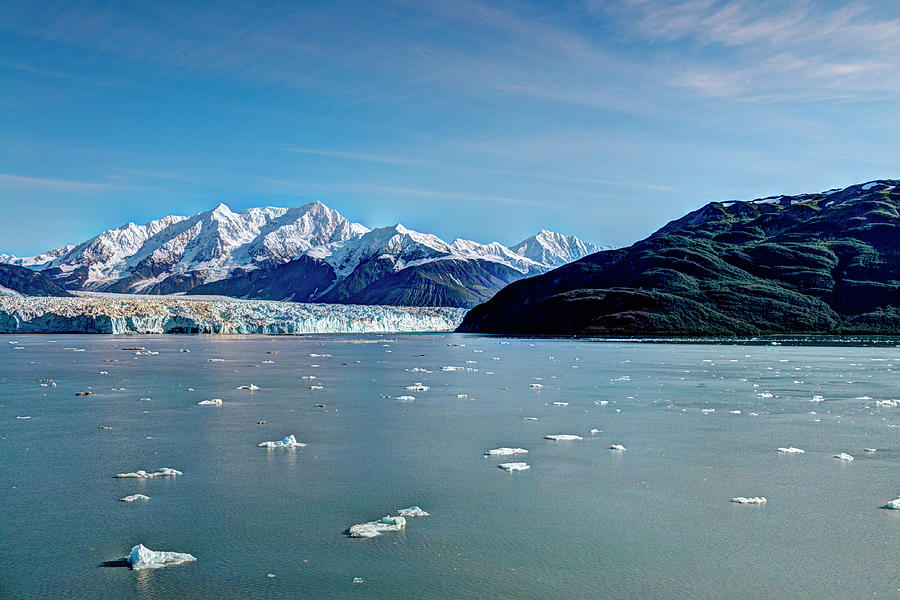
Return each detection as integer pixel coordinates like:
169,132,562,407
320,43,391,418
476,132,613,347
114,467,182,479
731,496,767,505
498,462,530,471
833,452,854,461
484,447,528,457
348,515,406,538
776,447,805,454
544,434,582,441
120,494,150,502
258,434,306,448
197,398,222,406
127,544,197,570
397,506,429,517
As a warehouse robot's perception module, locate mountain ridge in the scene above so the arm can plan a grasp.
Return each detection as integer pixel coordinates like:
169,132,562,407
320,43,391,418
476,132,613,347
2,201,605,307
458,179,900,334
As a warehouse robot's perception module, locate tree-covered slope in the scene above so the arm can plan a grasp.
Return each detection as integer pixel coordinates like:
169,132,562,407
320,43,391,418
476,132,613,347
458,180,900,335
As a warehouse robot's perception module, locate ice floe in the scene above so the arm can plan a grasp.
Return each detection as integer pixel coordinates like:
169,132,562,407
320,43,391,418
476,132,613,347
498,462,530,471
396,395,415,401
833,452,854,461
348,515,406,538
406,383,429,391
484,447,528,457
731,496,767,505
776,447,805,454
236,384,260,391
197,398,222,406
126,544,197,570
551,401,568,406
120,494,150,502
114,468,183,479
397,506,429,517
608,444,627,451
544,434,582,441
257,434,306,448
883,498,900,510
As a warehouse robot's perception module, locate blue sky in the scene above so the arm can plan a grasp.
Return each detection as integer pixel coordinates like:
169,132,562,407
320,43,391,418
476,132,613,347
2,0,899,256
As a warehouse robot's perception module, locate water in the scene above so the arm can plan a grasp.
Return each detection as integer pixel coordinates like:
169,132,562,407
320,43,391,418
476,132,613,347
2,334,900,599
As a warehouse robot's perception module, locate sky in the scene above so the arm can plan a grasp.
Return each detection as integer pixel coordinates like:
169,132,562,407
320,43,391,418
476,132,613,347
2,0,900,256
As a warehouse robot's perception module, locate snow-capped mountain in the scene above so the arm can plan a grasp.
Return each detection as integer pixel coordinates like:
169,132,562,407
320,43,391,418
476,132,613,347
3,201,606,307
510,229,602,267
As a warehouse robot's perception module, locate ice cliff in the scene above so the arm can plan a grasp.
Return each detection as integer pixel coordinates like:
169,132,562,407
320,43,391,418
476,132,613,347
0,295,466,334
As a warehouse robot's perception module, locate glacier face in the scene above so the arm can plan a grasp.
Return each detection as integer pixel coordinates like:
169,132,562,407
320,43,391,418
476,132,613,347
0,294,466,334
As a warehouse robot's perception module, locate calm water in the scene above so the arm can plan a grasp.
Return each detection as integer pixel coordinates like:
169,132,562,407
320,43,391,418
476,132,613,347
2,334,900,599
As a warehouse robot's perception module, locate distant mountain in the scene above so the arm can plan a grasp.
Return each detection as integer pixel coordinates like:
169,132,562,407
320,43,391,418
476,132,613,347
459,180,900,334
4,202,604,307
0,264,73,297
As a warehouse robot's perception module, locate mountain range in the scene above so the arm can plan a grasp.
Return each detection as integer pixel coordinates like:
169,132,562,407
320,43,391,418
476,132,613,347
459,180,900,335
0,202,603,307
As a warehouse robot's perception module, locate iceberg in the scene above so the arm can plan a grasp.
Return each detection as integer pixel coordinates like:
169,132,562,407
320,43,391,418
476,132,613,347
114,467,182,479
776,447,805,454
608,444,626,451
551,401,568,406
236,384,260,391
397,506,429,517
544,434,582,441
883,498,900,510
258,434,306,448
484,447,528,457
833,452,854,461
530,383,543,389
395,395,415,401
348,515,406,538
406,384,429,391
120,494,150,502
498,462,530,471
731,496,767,505
126,544,197,570
197,398,223,406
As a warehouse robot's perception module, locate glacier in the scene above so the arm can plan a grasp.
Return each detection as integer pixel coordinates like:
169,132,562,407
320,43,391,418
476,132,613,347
126,544,197,570
0,294,466,334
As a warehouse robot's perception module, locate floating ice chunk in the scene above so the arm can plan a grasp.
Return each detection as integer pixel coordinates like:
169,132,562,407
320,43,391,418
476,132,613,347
883,498,900,510
590,428,600,434
833,452,854,461
701,408,715,413
498,462,530,471
864,448,877,453
309,385,324,390
731,496,767,505
208,358,224,362
457,393,468,399
258,434,306,448
348,515,406,538
876,399,900,407
811,395,824,402
396,395,415,401
309,353,332,357
441,366,462,372
729,410,741,414
608,444,626,451
484,447,528,457
530,383,544,389
776,447,805,454
236,384,260,391
397,506,429,517
595,400,609,405
551,401,568,406
855,396,873,400
126,544,196,570
758,393,773,398
120,494,150,502
523,417,538,421
114,468,182,479
197,398,222,406
406,384,430,391
16,416,31,419
544,434,582,441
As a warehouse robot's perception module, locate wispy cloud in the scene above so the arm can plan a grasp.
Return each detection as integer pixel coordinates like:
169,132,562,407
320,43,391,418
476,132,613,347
0,173,137,192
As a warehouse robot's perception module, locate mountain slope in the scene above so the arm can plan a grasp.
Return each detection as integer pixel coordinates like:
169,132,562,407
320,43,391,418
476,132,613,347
0,264,73,297
5,202,603,307
458,180,900,335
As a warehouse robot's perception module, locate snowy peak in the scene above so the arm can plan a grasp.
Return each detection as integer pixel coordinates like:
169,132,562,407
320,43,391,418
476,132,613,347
511,230,605,267
5,201,603,298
